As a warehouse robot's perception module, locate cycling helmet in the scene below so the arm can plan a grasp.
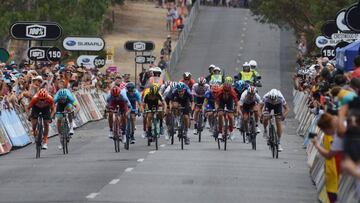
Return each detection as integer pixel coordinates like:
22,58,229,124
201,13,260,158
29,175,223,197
58,89,68,99
223,83,232,92
150,84,159,95
164,81,171,87
198,77,206,85
269,89,278,100
111,86,121,97
211,84,220,91
209,64,216,70
224,76,233,84
243,62,250,72
248,86,256,95
38,88,48,99
153,67,162,73
249,60,257,68
126,82,136,91
170,81,178,90
176,82,186,91
183,72,192,79
214,67,221,72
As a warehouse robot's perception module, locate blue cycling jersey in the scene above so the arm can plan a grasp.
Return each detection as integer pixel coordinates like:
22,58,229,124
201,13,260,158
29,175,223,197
54,88,76,105
121,89,141,110
205,90,215,109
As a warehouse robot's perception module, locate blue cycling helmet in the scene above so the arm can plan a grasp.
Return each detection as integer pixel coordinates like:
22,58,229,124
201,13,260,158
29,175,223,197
58,89,68,99
176,82,186,91
126,82,135,91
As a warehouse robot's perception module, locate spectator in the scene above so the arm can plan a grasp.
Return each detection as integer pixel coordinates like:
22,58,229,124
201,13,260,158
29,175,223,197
163,35,172,60
350,55,360,79
158,55,168,70
166,8,172,31
311,113,342,203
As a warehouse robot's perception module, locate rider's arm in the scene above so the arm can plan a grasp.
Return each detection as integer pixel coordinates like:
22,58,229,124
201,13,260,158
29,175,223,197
283,103,289,118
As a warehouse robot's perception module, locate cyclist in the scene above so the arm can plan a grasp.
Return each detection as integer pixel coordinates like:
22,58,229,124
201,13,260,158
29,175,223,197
239,86,262,140
148,67,164,86
203,84,220,131
164,82,179,140
180,72,195,90
238,62,256,83
215,83,239,140
169,82,193,145
142,84,165,140
209,67,223,85
224,76,233,85
233,80,249,100
54,85,79,150
260,89,289,152
26,88,55,150
205,64,216,83
106,86,132,140
249,60,260,77
192,77,210,135
121,82,142,144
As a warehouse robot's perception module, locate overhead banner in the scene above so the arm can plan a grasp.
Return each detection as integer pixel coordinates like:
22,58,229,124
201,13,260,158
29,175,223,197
76,55,97,68
63,37,105,51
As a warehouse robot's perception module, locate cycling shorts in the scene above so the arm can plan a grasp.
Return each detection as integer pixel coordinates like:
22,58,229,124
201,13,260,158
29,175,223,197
194,96,205,105
263,102,282,115
242,102,256,113
218,99,234,111
31,106,51,121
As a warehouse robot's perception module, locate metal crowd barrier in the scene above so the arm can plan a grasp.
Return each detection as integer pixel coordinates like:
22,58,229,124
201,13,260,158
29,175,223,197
292,90,360,203
168,0,201,78
0,89,108,156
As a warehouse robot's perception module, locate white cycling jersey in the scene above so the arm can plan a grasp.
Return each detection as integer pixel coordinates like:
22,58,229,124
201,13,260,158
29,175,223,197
192,83,210,97
163,85,173,99
262,91,287,105
239,90,262,105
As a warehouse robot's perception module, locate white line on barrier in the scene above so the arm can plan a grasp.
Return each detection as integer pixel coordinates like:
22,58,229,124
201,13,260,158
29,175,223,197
125,168,133,172
86,193,99,199
109,179,120,185
149,151,156,154
137,158,144,162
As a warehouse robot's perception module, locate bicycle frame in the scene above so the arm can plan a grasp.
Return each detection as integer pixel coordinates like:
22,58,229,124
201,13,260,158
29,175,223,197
35,112,44,159
268,114,279,159
57,112,70,154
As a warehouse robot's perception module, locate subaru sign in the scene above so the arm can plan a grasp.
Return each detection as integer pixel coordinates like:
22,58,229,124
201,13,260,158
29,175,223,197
76,55,98,68
10,22,62,40
27,47,50,61
124,41,155,52
63,37,105,51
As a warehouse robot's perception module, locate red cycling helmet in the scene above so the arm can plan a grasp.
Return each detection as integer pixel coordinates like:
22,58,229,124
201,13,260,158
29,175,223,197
38,88,48,99
111,86,121,97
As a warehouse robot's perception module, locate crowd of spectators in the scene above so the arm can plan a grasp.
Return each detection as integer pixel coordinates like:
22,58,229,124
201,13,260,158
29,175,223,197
293,51,360,201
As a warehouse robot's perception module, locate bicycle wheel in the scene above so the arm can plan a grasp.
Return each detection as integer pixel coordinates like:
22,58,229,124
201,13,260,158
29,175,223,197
224,117,228,151
250,117,256,150
180,116,184,150
269,125,275,158
36,117,43,159
113,119,120,153
274,129,279,159
198,112,203,142
125,115,131,150
170,116,175,145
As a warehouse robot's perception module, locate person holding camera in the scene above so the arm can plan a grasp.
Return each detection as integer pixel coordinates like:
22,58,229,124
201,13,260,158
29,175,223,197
310,113,343,203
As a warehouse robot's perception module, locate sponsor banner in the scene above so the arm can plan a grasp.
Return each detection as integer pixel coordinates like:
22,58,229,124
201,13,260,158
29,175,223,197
0,126,12,155
63,37,105,51
0,110,31,147
315,35,357,48
10,22,62,40
76,55,97,68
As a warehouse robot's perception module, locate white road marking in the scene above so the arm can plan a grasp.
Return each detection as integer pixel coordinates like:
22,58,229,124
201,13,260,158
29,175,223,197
239,47,243,50
149,151,156,154
236,59,241,63
137,158,145,162
86,193,99,199
160,144,166,147
125,167,133,172
240,40,244,43
245,17,248,20
109,179,120,185
243,27,247,31
244,22,248,25
241,33,245,37
238,53,242,57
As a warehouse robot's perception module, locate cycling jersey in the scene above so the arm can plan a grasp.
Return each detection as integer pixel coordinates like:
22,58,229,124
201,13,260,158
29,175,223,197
192,83,210,97
54,89,77,113
121,89,141,111
233,81,249,99
209,74,223,85
148,76,164,86
169,90,193,114
239,90,261,105
179,79,195,90
106,94,131,113
215,87,238,110
143,88,163,110
28,93,55,121
262,91,286,106
204,90,215,110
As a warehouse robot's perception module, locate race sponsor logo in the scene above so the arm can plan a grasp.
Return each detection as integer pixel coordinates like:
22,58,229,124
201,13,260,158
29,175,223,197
26,24,46,38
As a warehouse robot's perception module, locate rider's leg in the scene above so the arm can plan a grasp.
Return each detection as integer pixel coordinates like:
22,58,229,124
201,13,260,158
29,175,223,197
43,120,50,144
108,111,113,131
147,113,153,136
31,118,38,137
218,111,224,134
131,113,136,133
243,112,249,133
275,117,283,141
228,113,234,133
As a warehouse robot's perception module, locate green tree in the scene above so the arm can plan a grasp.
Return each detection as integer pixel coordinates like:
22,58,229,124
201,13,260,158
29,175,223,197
249,0,358,53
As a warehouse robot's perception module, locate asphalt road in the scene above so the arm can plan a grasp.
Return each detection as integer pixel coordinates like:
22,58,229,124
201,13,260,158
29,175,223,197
0,6,316,203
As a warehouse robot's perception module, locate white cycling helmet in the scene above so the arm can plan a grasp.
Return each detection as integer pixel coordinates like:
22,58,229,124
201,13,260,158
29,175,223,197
153,67,162,73
269,89,279,100
209,64,216,70
214,66,221,72
249,60,257,68
243,62,250,67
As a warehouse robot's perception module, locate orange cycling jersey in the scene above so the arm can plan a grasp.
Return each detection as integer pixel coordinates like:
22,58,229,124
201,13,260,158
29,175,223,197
28,93,55,109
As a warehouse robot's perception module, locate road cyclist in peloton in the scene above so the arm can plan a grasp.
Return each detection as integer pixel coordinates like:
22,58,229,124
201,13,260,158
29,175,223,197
106,86,132,141
192,77,210,135
169,82,193,145
180,72,195,90
53,81,80,150
239,86,261,142
260,89,289,152
121,82,143,144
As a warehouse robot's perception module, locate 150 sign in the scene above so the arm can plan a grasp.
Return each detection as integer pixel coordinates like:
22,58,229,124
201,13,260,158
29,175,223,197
321,45,336,60
27,46,62,61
